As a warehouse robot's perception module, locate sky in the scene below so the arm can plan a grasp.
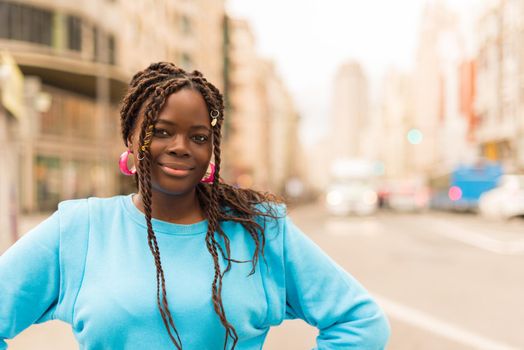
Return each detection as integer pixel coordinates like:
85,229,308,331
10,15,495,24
226,0,479,146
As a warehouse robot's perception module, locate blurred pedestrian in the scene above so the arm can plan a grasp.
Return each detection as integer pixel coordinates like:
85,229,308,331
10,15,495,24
0,62,390,349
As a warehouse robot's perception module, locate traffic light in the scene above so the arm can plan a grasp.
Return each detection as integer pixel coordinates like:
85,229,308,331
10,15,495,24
407,128,423,145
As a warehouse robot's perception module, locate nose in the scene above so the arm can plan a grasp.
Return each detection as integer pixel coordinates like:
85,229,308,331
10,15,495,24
166,135,190,158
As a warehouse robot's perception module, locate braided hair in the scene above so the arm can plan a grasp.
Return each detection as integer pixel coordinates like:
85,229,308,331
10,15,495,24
120,62,283,349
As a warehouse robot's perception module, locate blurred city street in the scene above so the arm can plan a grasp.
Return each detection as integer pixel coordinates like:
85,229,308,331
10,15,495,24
6,202,524,350
276,202,524,350
2,0,524,348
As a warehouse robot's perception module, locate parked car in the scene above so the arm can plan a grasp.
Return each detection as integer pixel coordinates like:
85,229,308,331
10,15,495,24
386,180,430,212
478,175,524,220
325,181,378,216
325,158,380,216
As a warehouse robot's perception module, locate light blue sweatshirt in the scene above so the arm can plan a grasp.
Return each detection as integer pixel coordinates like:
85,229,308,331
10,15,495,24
0,195,390,349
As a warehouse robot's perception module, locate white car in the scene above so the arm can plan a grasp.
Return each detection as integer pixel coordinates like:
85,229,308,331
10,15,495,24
325,181,378,216
479,175,524,220
385,180,430,212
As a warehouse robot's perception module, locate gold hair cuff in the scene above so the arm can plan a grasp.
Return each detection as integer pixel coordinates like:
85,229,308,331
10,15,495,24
210,109,220,127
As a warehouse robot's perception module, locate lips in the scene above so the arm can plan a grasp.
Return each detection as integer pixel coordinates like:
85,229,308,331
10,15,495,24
158,162,195,177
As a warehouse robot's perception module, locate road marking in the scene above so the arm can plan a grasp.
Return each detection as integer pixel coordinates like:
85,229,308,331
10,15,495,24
375,294,520,350
426,220,524,255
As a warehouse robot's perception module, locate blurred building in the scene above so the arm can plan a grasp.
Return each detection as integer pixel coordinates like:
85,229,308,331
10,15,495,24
412,1,475,177
0,52,23,246
305,136,331,192
412,2,448,175
225,18,302,194
459,60,478,144
331,61,369,159
118,0,225,87
0,0,226,216
379,68,414,179
224,18,268,188
475,0,524,172
435,17,476,170
260,60,302,194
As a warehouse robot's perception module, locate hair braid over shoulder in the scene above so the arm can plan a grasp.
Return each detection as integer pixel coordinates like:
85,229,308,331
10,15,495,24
120,62,284,350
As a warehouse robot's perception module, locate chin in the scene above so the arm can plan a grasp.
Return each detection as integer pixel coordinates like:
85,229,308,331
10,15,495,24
151,181,199,196
150,172,203,195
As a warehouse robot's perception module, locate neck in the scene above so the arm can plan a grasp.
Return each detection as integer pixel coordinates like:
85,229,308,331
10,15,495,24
133,188,205,224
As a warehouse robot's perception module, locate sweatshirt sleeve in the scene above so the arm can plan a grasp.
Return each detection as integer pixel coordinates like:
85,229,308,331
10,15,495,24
282,216,390,349
0,212,61,349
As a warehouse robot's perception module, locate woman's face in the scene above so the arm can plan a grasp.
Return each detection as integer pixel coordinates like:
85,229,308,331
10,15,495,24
129,88,213,196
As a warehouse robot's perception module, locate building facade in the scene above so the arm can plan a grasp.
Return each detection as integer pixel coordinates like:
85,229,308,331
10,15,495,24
0,52,23,246
475,0,524,171
331,61,369,160
379,68,414,179
224,18,267,188
261,60,301,194
0,0,226,218
411,1,477,178
225,18,301,194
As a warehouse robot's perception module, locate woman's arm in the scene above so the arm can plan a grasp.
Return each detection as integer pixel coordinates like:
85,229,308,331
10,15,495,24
0,212,61,349
282,216,390,349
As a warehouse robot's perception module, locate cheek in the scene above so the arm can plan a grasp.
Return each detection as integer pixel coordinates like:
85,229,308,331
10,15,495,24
148,142,165,157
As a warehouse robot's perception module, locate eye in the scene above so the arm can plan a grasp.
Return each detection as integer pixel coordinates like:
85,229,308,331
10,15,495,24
192,134,209,143
153,128,170,137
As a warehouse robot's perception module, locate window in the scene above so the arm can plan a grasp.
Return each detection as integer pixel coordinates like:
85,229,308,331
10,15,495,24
35,155,62,211
0,1,52,46
0,1,117,64
0,3,7,39
40,90,64,136
108,35,116,65
180,15,192,35
40,86,97,139
93,27,117,65
67,15,82,51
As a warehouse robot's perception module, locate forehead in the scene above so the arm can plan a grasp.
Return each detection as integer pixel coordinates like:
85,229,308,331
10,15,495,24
158,88,209,124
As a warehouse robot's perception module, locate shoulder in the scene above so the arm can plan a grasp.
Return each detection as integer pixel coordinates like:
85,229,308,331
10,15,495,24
221,200,287,224
254,201,287,218
250,202,288,241
219,201,288,240
253,201,288,229
57,195,126,214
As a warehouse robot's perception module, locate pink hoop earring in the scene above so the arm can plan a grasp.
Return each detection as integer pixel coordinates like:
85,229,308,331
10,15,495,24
119,150,136,176
200,162,215,183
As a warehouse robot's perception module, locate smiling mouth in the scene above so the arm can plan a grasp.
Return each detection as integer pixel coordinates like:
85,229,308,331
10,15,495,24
158,163,194,177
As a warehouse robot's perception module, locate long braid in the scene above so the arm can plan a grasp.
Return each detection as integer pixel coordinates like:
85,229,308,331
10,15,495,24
138,155,183,349
120,62,284,350
194,73,242,346
136,79,191,349
209,113,239,348
192,77,264,274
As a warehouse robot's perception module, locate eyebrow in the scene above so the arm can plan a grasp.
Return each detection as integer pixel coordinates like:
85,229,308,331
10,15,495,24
156,119,211,132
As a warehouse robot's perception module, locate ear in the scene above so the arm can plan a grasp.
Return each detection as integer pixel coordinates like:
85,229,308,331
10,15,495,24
127,130,138,151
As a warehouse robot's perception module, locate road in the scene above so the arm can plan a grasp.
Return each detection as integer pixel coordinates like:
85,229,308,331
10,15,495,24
4,203,524,349
265,204,524,350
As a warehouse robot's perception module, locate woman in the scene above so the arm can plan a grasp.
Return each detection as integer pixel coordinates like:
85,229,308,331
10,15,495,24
0,62,390,349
